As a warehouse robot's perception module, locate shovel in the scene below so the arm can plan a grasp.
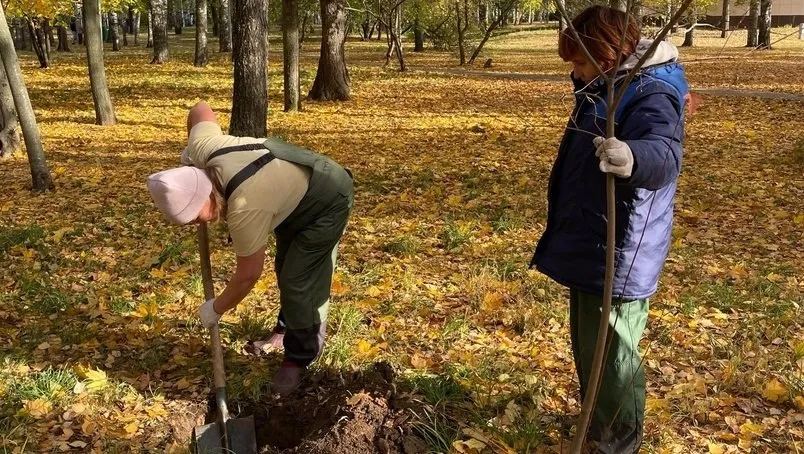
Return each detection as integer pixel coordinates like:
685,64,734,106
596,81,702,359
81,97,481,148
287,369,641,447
192,222,257,454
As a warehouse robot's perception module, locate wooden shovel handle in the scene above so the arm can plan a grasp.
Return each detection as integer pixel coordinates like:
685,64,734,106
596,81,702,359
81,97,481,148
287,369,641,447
196,223,228,394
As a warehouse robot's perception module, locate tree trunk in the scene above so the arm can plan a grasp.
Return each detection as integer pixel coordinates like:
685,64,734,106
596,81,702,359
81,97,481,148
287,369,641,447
75,7,84,44
147,10,154,47
682,24,694,47
122,11,129,46
83,0,117,125
27,18,49,68
195,0,208,66
383,4,405,71
469,0,516,65
127,7,134,33
0,60,21,158
11,17,21,50
174,0,183,34
0,3,53,190
720,0,730,38
558,0,567,31
758,0,772,49
167,0,175,30
478,2,487,28
300,11,308,47
413,17,423,52
22,18,32,51
57,26,71,51
308,0,350,101
219,0,233,51
230,0,268,137
211,4,218,35
747,0,759,47
109,12,121,51
134,11,140,45
151,0,169,62
456,0,466,65
283,0,301,112
44,19,55,52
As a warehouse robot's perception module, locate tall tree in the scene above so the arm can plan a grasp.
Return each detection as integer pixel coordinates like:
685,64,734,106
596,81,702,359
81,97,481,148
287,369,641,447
381,0,406,71
309,0,350,101
0,2,53,190
195,0,209,66
558,0,566,30
151,0,169,62
413,16,423,52
167,0,175,29
219,0,233,51
283,0,301,111
468,0,518,65
758,0,772,48
174,0,183,33
720,0,730,38
0,62,21,157
26,17,49,68
747,0,759,47
83,0,117,125
230,0,268,137
147,9,154,47
57,24,71,51
133,10,141,45
455,0,468,65
109,12,121,51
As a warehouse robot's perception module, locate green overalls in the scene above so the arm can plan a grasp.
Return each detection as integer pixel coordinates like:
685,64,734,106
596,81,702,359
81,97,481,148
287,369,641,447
210,138,354,367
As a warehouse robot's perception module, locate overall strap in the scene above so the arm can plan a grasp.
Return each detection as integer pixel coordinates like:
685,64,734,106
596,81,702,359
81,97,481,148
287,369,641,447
207,143,275,200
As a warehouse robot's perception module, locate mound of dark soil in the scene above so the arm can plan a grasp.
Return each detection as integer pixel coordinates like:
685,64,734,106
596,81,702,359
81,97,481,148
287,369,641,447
248,362,428,454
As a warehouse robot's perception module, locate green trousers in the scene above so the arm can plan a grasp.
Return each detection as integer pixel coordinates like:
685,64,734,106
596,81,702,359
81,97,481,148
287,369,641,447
272,164,354,367
570,289,648,454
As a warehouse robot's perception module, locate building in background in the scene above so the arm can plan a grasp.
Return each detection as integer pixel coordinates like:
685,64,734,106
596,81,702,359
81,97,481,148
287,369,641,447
705,0,804,27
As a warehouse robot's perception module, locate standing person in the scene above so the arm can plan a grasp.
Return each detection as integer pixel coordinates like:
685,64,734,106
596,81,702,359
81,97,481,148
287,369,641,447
146,101,354,395
529,6,688,453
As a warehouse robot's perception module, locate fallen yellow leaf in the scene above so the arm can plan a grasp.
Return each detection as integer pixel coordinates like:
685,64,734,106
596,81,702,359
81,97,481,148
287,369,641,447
762,378,787,402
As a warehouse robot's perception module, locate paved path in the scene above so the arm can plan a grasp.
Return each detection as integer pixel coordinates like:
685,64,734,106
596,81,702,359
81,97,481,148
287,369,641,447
415,68,804,102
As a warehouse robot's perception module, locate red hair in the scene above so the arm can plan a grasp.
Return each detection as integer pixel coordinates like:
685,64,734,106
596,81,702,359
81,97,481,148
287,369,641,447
558,6,640,71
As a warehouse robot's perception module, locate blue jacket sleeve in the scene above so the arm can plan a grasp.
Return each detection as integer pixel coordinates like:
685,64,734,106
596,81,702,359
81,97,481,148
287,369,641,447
619,92,684,190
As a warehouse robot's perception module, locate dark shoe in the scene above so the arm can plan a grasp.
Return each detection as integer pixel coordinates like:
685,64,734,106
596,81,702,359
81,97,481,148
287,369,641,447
272,361,304,396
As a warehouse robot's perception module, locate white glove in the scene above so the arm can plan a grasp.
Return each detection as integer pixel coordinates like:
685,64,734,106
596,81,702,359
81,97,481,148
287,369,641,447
593,136,634,178
199,298,221,328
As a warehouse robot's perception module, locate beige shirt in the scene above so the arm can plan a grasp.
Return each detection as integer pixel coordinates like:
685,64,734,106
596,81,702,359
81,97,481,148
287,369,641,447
185,122,310,257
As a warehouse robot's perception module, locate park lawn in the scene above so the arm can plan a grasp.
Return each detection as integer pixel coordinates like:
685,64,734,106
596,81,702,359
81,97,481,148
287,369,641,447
0,27,802,453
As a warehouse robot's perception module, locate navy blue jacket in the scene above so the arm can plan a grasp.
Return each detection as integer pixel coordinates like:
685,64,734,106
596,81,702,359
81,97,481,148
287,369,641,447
532,62,688,300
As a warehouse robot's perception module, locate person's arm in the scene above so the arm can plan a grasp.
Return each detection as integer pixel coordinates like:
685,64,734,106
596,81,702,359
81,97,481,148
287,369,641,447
619,93,684,190
212,248,266,314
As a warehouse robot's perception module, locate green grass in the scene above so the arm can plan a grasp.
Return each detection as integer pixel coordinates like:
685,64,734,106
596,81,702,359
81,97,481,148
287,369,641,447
381,235,421,257
0,225,45,255
492,210,525,233
409,406,461,454
18,275,71,315
230,311,276,342
319,305,365,369
6,367,78,407
405,372,471,407
439,220,473,251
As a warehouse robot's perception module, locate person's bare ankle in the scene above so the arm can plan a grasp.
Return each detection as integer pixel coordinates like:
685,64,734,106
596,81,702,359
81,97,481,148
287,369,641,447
252,332,284,354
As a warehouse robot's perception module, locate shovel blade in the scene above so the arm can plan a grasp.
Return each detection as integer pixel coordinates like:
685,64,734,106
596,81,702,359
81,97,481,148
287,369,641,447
192,416,257,454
